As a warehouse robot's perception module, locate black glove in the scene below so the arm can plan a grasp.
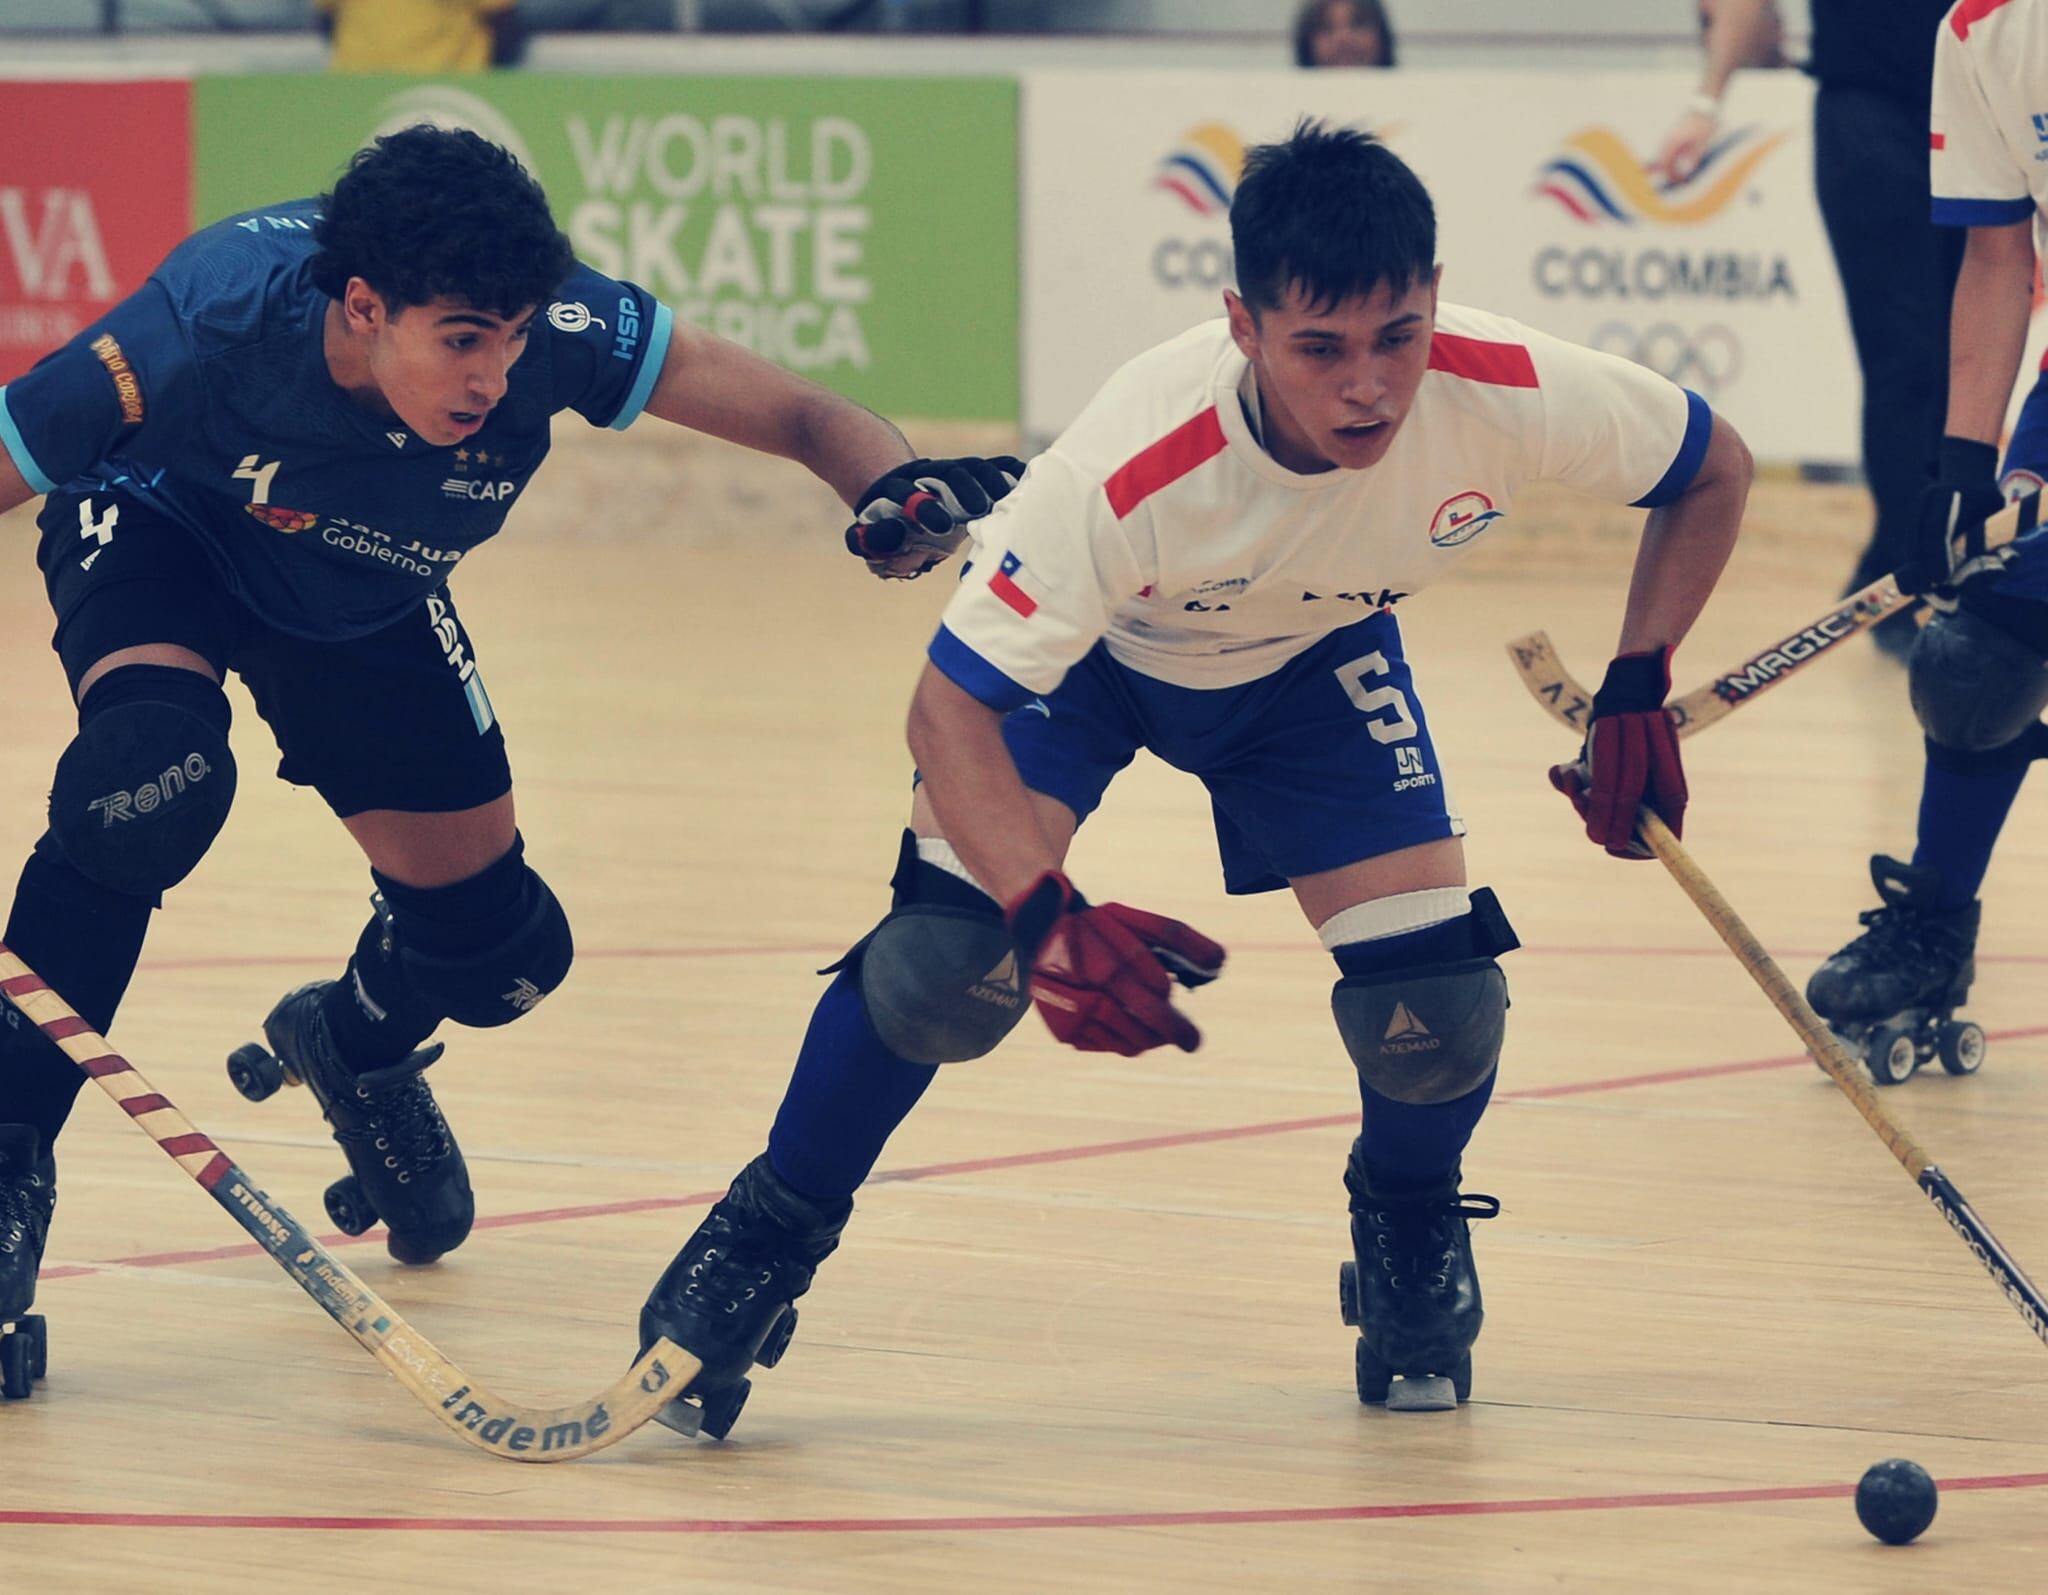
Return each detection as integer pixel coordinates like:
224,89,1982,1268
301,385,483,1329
845,455,1026,579
1897,437,2005,596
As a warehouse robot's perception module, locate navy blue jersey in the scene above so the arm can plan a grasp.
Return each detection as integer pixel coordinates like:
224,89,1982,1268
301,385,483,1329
0,199,672,639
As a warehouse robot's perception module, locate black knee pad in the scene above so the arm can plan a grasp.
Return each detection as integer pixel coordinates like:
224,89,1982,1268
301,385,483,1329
376,839,574,1029
1909,604,2048,753
831,829,1028,1065
1331,889,1518,1105
48,665,236,897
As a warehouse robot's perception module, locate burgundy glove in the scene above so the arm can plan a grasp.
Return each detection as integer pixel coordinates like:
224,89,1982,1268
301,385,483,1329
1548,647,1687,860
1004,871,1226,1056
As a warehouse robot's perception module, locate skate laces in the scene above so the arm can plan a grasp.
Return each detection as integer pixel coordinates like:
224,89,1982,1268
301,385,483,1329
1362,1193,1499,1294
351,1048,455,1181
0,1165,52,1258
672,1207,789,1317
1847,901,1966,972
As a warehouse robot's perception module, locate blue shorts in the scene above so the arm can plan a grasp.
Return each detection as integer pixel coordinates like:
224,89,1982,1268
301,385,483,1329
1994,363,2048,603
1000,611,1463,895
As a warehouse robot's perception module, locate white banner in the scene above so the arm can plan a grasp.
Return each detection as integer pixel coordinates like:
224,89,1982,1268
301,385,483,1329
1022,68,2046,466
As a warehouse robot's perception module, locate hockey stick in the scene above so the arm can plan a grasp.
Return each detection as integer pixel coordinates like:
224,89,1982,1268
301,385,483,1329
1507,488,2044,737
1632,813,2048,1351
0,945,700,1461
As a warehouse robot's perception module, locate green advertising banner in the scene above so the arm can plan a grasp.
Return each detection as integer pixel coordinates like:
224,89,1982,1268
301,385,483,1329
194,76,1017,419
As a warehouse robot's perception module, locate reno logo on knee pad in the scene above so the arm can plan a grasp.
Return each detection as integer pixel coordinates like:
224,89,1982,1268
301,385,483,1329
501,977,548,1014
87,753,214,825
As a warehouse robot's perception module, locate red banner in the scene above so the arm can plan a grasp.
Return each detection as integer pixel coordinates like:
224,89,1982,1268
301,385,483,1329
0,80,192,384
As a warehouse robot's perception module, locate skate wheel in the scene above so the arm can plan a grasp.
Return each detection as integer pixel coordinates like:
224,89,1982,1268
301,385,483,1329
1937,1020,1986,1077
698,1378,751,1442
1338,1261,1359,1327
324,1175,377,1236
226,1043,287,1103
1354,1339,1392,1405
755,1307,797,1370
1384,1373,1459,1414
1867,1025,1919,1086
0,1324,35,1399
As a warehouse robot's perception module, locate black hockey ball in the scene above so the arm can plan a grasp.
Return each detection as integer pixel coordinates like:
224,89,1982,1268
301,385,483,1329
1855,1458,1937,1545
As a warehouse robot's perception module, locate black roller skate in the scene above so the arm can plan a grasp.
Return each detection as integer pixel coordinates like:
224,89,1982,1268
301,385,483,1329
637,1153,850,1441
1805,856,1984,1087
0,1125,54,1400
1337,1144,1500,1413
226,982,473,1264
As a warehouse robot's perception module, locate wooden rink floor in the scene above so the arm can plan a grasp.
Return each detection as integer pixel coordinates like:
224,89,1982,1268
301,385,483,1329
2,425,2046,1592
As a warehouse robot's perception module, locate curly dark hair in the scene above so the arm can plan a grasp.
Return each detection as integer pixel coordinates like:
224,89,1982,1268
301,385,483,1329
1231,120,1434,315
309,125,574,317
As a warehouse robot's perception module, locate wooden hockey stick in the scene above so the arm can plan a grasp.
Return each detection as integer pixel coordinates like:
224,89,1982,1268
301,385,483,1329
1632,813,2048,1352
0,945,700,1460
1507,488,2044,737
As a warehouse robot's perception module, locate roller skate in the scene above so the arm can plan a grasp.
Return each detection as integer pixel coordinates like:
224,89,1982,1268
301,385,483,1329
225,982,473,1263
0,1125,53,1399
1805,856,1984,1087
1337,1143,1499,1413
637,1153,850,1441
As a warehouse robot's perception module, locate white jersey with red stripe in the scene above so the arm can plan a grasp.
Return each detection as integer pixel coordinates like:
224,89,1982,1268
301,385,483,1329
1930,0,2048,250
932,306,1707,700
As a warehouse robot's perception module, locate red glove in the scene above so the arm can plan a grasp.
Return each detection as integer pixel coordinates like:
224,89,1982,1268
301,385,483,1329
1548,647,1687,860
1004,871,1226,1056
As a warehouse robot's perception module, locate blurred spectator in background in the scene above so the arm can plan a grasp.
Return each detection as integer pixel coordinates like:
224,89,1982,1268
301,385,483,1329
1657,0,1958,660
318,0,529,71
1293,0,1394,69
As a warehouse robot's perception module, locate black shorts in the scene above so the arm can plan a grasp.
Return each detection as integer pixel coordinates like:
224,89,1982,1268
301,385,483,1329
37,487,512,818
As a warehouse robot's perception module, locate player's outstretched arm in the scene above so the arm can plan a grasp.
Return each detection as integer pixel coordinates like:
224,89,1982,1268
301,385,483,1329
642,318,913,505
640,320,1019,577
0,451,34,521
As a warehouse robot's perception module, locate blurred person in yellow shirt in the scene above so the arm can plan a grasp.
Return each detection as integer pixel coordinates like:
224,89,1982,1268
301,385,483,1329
317,0,528,73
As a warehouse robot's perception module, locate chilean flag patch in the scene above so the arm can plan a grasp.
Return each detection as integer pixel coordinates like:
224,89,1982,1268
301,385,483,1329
989,550,1038,617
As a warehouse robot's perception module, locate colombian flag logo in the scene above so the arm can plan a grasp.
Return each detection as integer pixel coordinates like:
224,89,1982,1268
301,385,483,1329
1535,126,1791,226
1153,123,1246,217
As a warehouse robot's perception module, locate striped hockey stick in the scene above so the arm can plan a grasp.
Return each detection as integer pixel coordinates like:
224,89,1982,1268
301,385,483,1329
0,945,699,1460
1630,813,2048,1352
1508,488,2043,738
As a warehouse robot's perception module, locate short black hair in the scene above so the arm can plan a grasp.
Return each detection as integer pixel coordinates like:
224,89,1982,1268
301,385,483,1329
310,125,575,318
1230,120,1435,315
1293,0,1397,69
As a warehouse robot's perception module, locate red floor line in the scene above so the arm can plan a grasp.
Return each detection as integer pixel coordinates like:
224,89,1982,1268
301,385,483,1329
2,1471,2045,1535
50,1025,2048,1287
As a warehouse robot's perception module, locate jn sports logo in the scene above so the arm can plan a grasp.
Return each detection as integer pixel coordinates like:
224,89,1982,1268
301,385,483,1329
1152,123,1246,217
1535,126,1791,226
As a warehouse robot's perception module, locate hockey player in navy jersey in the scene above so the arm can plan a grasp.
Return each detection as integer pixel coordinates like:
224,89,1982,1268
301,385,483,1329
0,126,1017,1396
635,122,1755,1438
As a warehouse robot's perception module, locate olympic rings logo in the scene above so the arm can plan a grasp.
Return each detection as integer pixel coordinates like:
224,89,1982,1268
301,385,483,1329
1590,321,1743,394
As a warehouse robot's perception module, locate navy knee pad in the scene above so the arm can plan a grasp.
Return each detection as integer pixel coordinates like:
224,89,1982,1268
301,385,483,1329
1909,605,2048,754
48,665,236,897
374,837,574,1029
830,829,1028,1065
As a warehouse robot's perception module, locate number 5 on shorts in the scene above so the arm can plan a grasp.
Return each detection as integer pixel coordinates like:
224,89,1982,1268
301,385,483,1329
1335,651,1418,744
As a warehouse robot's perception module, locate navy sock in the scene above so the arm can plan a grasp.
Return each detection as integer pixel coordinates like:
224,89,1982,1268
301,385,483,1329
1911,737,2032,908
767,965,938,1202
1333,914,1499,1194
2,834,155,1147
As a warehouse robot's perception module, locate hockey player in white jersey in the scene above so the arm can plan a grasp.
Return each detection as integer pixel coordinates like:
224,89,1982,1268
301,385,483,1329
635,122,1754,1437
